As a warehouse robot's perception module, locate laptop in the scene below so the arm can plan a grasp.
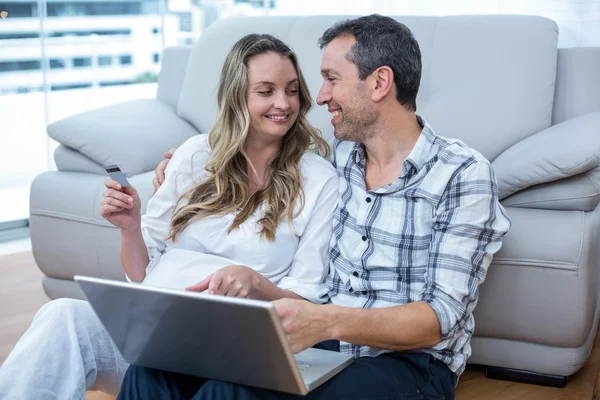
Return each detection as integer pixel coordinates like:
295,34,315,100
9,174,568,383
74,275,353,395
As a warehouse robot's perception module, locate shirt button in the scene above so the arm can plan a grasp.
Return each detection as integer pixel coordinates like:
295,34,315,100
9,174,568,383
361,235,367,241
352,271,359,277
366,197,372,203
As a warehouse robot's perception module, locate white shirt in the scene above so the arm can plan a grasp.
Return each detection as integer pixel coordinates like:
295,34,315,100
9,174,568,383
136,134,339,303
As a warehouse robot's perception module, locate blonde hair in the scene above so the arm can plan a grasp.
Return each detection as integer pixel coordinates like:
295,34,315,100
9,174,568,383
169,34,330,242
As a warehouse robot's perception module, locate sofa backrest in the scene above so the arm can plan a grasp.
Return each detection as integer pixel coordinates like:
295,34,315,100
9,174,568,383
175,15,559,161
157,45,193,110
553,47,600,125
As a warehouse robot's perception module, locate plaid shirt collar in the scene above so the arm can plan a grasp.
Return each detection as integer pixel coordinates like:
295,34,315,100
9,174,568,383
351,115,436,192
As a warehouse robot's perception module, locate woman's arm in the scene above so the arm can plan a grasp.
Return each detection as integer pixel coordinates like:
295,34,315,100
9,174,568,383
276,162,339,303
120,224,150,283
100,179,149,282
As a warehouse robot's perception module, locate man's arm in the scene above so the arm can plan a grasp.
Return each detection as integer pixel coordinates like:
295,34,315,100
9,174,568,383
275,299,440,353
326,301,441,350
151,148,176,195
276,158,510,354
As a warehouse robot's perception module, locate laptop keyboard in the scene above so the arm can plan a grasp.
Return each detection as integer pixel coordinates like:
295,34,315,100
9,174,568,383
297,362,312,372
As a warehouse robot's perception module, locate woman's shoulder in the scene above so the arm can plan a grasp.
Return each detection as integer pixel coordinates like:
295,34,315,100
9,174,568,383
169,134,211,169
174,134,211,158
299,151,337,184
164,134,212,184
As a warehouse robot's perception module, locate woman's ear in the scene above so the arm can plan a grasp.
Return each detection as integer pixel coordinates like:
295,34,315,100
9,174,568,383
371,66,394,102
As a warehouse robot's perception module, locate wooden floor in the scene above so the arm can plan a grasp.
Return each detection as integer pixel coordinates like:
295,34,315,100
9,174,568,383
2,250,600,400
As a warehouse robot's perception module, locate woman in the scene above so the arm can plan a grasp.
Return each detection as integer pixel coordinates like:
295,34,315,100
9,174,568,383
0,34,338,399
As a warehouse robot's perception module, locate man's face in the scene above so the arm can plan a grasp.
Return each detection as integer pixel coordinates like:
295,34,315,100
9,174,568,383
316,35,378,142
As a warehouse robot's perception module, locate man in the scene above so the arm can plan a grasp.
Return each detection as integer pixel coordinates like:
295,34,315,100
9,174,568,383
118,14,511,399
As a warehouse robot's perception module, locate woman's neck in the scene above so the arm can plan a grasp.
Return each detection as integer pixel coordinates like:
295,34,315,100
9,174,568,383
244,135,282,191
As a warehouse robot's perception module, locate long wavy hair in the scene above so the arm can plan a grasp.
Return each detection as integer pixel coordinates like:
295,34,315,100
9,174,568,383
168,34,330,242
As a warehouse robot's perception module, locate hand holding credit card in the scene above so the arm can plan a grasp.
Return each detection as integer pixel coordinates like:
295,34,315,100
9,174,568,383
100,164,140,230
103,164,131,188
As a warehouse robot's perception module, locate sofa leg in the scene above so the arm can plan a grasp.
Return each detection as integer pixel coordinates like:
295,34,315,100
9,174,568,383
484,366,568,388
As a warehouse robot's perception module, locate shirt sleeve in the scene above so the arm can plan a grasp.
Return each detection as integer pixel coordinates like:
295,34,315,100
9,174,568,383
422,158,511,348
125,135,209,281
277,166,339,304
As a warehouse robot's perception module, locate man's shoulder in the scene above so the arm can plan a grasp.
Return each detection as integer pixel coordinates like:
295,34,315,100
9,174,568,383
431,134,492,174
300,151,337,182
332,138,360,166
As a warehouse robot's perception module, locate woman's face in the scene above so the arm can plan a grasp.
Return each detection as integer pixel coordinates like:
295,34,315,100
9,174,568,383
246,52,300,143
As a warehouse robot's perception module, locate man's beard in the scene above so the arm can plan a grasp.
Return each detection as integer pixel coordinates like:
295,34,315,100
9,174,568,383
334,104,378,143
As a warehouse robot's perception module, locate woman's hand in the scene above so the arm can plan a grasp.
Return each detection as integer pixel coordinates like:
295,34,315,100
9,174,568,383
99,178,141,231
186,265,263,298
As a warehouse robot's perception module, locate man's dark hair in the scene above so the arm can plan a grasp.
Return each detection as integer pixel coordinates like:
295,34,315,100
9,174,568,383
318,14,422,112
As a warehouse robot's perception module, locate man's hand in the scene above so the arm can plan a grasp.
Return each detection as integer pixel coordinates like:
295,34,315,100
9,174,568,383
151,148,176,196
186,265,262,298
273,299,332,353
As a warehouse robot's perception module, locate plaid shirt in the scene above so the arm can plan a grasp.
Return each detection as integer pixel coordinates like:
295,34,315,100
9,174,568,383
326,116,511,376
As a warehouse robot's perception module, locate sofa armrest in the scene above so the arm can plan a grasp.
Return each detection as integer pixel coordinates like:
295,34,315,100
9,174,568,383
492,112,600,200
54,145,106,174
47,98,199,176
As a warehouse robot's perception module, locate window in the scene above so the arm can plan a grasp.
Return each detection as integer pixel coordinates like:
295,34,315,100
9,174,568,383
99,80,134,87
0,3,38,18
49,59,66,69
1,86,42,95
98,56,113,67
178,13,193,32
16,86,42,94
50,83,92,91
47,29,131,38
0,33,39,40
119,55,133,65
73,57,92,68
0,0,261,226
46,2,147,17
0,60,41,72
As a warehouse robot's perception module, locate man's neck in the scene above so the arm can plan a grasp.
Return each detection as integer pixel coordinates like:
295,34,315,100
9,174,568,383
362,110,422,191
363,110,422,168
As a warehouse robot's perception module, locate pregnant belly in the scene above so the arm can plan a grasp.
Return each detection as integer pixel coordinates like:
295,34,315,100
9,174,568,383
141,249,236,290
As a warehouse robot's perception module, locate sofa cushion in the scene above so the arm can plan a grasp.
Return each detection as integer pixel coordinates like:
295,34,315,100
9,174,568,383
177,15,558,161
47,99,199,176
54,144,107,175
501,168,600,211
493,112,600,199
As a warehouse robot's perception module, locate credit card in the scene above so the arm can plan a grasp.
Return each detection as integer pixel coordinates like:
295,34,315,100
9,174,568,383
103,164,131,187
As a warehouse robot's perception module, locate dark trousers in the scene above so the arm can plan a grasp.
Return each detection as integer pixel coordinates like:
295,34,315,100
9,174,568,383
117,341,457,400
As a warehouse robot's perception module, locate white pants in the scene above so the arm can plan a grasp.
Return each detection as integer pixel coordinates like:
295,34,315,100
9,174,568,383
0,298,129,400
